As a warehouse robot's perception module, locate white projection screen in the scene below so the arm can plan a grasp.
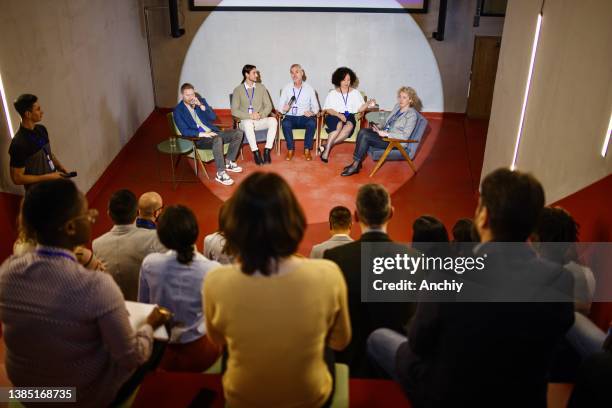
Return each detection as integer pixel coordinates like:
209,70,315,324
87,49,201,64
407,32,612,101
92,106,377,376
190,0,428,13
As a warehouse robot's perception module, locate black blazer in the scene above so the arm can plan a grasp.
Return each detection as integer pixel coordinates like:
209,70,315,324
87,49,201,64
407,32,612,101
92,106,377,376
397,242,575,408
324,231,418,377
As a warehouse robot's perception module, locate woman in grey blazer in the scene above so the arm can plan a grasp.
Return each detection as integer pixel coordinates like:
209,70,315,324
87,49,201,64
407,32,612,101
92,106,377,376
341,86,422,177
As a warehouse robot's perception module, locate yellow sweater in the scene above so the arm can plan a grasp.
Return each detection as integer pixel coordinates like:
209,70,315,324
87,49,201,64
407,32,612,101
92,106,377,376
203,258,351,408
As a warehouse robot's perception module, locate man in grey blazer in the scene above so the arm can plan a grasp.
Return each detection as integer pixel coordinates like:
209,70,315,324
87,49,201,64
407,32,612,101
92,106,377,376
310,206,353,259
93,189,166,301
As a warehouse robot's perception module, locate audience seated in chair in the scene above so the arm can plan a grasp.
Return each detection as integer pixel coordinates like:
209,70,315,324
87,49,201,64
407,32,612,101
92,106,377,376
203,172,351,407
0,179,170,407
411,214,450,257
136,191,163,230
310,205,353,259
203,204,233,265
92,189,166,301
451,217,479,256
367,168,575,407
139,205,221,372
324,184,418,377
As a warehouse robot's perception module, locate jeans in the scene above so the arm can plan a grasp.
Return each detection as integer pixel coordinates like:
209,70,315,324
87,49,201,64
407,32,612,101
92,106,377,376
281,115,317,150
366,328,407,381
195,129,243,173
566,312,607,358
353,128,390,162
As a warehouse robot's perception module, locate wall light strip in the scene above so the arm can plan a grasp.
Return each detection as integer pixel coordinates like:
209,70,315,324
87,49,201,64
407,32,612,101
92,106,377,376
0,70,15,138
511,12,543,170
601,112,611,157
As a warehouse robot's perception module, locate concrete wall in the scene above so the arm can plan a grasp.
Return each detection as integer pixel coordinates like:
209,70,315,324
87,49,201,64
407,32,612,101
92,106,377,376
145,0,504,112
482,0,612,203
0,0,154,194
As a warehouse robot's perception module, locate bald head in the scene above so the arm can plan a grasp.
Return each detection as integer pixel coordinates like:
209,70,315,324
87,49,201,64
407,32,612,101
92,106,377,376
138,192,163,221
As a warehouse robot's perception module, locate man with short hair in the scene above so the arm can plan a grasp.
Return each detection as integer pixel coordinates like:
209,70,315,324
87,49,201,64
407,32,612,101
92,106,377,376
231,64,277,165
310,206,353,258
368,168,575,407
324,184,418,377
173,83,243,186
93,189,166,301
279,64,319,161
8,94,73,188
136,191,163,230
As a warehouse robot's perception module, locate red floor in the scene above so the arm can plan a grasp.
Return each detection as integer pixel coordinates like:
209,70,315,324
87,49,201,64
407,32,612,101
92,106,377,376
87,110,487,255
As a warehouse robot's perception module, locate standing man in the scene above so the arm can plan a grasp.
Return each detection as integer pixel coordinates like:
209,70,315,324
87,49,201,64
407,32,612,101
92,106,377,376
231,64,277,165
278,64,319,161
174,83,243,186
8,94,73,188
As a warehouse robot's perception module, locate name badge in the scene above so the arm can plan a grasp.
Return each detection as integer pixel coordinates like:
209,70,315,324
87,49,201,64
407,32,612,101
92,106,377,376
344,111,350,118
248,107,254,114
291,106,298,115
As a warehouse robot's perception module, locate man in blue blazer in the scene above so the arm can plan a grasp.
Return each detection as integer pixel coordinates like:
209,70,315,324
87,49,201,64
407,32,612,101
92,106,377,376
174,83,243,186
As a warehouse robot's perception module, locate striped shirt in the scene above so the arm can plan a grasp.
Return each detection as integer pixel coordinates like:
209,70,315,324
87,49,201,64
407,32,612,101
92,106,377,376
0,245,154,408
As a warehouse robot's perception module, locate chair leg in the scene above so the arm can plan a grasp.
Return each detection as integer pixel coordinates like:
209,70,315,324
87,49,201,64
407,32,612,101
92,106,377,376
196,151,210,180
396,144,418,173
369,143,395,177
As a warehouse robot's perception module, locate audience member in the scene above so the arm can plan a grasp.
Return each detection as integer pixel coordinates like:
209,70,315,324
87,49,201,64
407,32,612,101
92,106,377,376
231,64,277,165
174,83,243,186
532,206,595,314
324,184,418,377
451,217,478,256
368,168,575,407
310,206,353,258
139,205,221,372
93,189,165,301
136,191,163,230
411,214,449,257
0,179,169,407
203,205,233,265
203,172,351,407
8,94,72,188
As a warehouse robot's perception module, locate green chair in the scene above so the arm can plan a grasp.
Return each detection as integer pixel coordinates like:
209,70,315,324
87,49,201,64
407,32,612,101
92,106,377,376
317,90,367,154
166,112,229,180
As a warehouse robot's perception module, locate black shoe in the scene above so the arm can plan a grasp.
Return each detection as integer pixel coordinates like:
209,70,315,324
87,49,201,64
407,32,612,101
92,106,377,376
253,150,263,166
341,162,361,177
264,148,272,164
319,145,328,163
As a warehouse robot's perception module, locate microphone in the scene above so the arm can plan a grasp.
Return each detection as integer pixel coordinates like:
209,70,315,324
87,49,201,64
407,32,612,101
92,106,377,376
287,96,296,106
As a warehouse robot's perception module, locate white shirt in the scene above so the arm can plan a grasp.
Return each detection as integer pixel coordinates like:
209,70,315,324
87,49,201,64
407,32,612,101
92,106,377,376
278,82,320,116
323,88,364,113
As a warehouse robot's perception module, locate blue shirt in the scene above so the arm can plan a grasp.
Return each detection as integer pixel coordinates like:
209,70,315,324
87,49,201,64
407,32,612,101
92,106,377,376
136,218,156,230
138,250,220,344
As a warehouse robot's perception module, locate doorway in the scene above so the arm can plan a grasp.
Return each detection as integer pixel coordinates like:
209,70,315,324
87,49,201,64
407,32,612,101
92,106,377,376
467,36,502,119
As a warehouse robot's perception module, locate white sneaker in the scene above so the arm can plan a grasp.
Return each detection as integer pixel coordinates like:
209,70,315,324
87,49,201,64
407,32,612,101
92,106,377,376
225,161,243,173
215,171,234,186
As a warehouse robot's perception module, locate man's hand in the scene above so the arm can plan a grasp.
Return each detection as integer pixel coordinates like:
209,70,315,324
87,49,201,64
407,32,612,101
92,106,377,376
199,131,217,138
304,111,315,117
191,97,202,107
282,104,290,113
251,112,261,120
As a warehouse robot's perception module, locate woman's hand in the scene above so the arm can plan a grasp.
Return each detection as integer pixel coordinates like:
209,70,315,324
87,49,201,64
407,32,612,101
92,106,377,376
338,114,347,123
146,306,172,330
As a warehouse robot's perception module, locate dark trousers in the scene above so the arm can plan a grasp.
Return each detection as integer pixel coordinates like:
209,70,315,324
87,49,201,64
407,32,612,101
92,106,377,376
281,115,316,150
353,128,390,162
195,129,243,173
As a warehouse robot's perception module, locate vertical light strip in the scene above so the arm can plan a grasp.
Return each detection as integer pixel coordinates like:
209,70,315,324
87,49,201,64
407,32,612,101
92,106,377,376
601,112,611,157
0,70,14,138
511,12,543,170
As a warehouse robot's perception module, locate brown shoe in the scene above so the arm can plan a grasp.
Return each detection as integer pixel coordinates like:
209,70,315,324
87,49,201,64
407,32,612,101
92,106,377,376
304,149,312,161
285,150,295,161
